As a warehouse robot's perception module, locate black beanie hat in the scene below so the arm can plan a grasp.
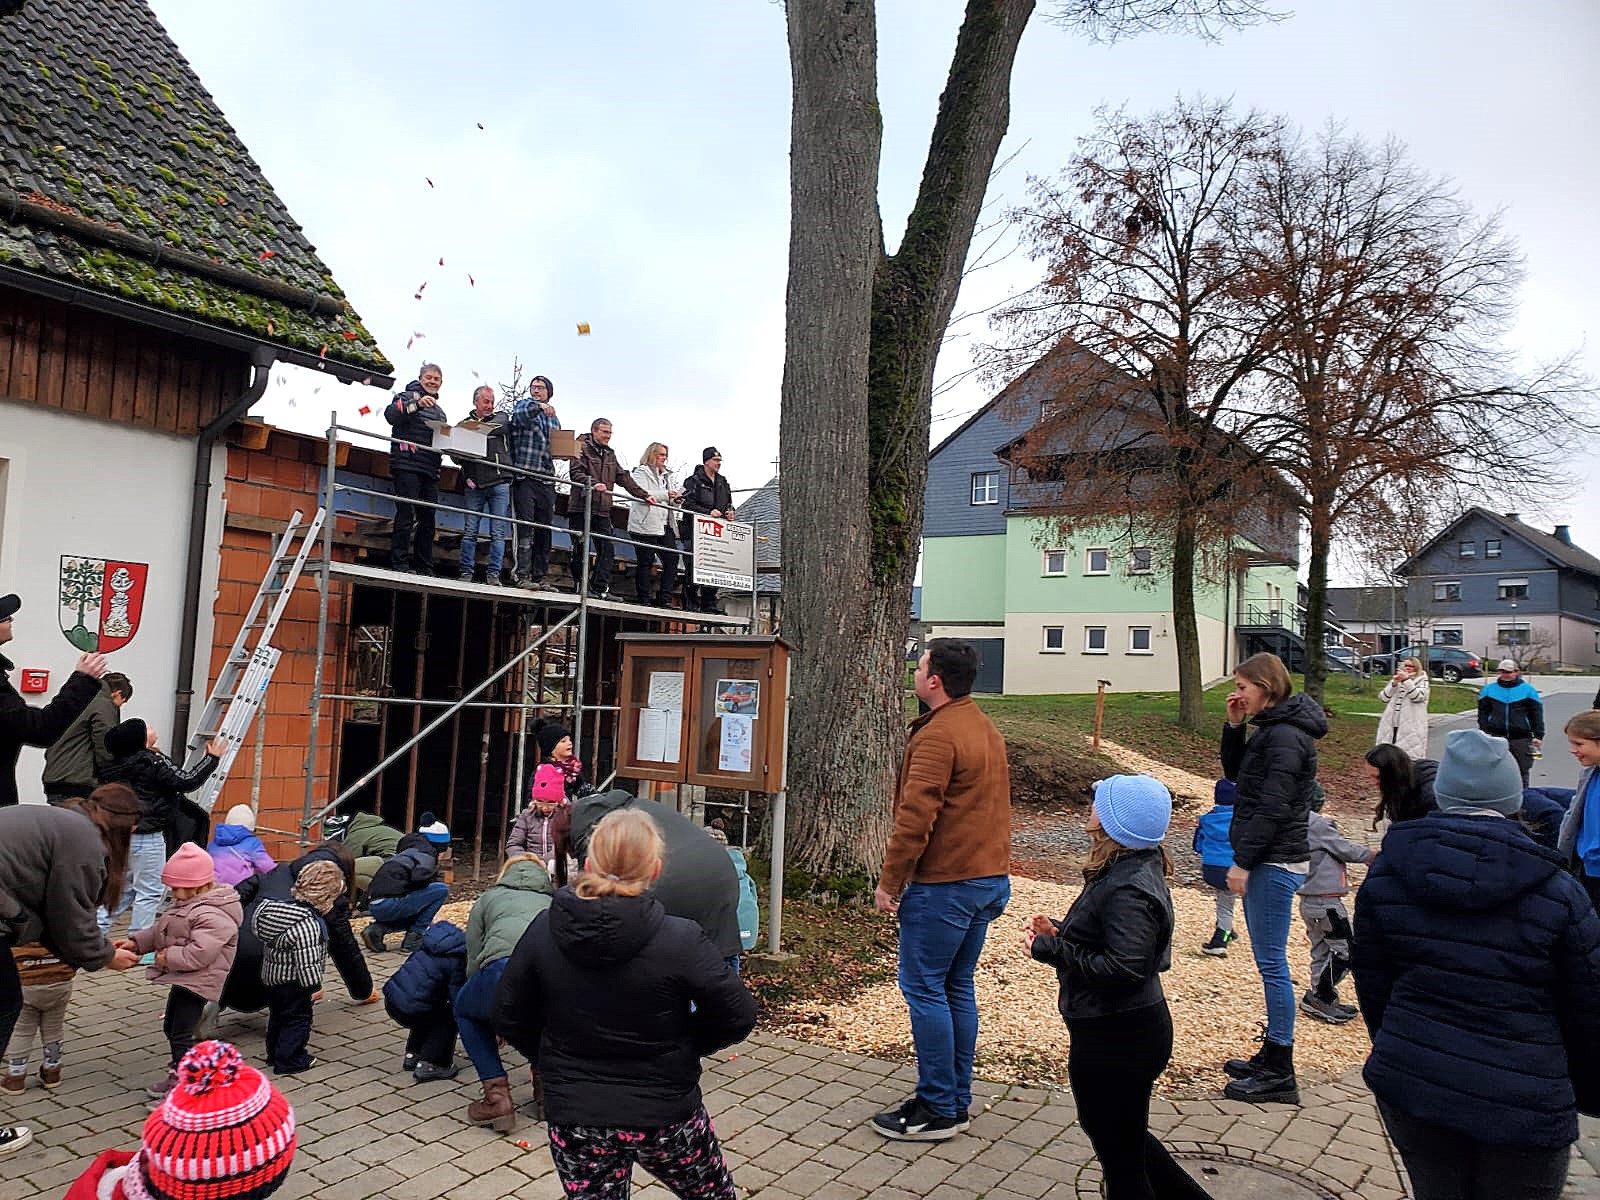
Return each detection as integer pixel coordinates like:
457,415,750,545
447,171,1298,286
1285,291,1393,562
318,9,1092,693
105,717,148,759
534,720,572,759
701,446,719,463
531,375,555,399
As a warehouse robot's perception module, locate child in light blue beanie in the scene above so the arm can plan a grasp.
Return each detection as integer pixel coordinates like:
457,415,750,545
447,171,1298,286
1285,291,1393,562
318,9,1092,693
1195,779,1237,956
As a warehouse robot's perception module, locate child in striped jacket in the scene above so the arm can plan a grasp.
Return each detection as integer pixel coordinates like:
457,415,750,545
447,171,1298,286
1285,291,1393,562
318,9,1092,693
249,859,343,1076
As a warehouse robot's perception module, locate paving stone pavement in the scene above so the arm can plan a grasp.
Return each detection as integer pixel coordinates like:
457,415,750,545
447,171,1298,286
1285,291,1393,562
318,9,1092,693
3,954,1598,1199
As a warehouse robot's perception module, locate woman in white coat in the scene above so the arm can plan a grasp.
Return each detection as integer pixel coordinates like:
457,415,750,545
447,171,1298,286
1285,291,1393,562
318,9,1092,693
1376,657,1430,760
627,442,682,607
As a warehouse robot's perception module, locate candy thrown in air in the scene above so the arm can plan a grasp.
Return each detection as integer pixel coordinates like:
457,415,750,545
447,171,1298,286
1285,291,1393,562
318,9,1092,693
576,322,591,336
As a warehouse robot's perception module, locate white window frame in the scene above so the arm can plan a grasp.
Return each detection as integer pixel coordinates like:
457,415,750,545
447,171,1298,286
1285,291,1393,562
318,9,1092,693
1128,626,1153,654
1041,625,1065,653
1434,580,1461,602
1459,540,1477,559
1084,547,1111,576
1042,548,1068,576
1084,626,1108,654
1485,539,1502,559
1498,621,1531,647
1432,625,1464,647
1497,577,1529,601
1594,630,1600,655
1128,546,1154,575
970,471,999,505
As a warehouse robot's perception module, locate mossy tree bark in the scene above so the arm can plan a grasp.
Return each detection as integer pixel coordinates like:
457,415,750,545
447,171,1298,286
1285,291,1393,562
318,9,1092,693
779,0,1035,877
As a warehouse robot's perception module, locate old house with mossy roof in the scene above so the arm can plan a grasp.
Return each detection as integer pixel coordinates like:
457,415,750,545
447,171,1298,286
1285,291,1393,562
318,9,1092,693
0,0,395,803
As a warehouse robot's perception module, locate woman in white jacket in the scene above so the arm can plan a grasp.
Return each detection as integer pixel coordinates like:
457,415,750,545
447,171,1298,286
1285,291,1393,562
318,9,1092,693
627,443,682,606
1375,657,1430,759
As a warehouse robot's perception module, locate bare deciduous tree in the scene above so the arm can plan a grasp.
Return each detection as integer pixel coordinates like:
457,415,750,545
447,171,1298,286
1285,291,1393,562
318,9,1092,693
780,3,1279,877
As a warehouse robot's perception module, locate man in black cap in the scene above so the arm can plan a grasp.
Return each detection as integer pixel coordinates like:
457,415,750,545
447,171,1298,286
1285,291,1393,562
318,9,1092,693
680,447,736,614
0,593,109,808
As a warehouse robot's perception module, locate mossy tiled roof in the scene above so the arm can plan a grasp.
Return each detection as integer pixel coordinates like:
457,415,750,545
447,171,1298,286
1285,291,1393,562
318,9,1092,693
0,0,391,377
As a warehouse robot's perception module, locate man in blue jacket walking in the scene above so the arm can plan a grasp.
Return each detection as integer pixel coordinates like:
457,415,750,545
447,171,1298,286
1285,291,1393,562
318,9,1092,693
1477,659,1544,786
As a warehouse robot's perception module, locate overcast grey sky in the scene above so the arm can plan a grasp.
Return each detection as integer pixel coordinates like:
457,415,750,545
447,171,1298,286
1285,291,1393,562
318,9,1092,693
149,0,1599,572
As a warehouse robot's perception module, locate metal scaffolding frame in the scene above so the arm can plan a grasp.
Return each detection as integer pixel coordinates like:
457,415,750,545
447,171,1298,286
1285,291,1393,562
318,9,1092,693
291,412,767,875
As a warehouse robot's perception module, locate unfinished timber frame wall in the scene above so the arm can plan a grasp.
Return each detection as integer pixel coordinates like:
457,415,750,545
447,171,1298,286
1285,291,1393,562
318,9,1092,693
216,413,765,876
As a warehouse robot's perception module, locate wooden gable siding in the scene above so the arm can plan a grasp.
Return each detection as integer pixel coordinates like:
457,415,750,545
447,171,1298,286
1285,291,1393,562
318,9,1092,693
0,286,248,434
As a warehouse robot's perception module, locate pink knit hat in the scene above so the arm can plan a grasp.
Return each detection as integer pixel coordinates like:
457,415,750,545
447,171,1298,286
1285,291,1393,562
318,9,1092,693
161,843,215,889
530,763,566,804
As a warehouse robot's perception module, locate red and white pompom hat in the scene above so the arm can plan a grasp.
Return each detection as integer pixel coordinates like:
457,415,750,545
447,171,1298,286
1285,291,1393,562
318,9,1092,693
124,1041,296,1200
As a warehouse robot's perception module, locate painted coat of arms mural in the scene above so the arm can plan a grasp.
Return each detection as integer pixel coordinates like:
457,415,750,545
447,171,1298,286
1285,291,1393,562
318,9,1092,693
59,556,148,652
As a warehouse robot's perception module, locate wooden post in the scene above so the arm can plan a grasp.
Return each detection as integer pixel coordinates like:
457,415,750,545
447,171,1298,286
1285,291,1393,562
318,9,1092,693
1093,679,1111,749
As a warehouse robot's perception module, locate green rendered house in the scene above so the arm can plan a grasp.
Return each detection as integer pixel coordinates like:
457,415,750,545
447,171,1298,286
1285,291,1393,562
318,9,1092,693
920,347,1302,695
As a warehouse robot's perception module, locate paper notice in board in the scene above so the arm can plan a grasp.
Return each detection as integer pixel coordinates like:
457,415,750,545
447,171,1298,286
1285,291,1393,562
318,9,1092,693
637,709,667,762
647,671,684,712
718,712,754,773
636,707,681,764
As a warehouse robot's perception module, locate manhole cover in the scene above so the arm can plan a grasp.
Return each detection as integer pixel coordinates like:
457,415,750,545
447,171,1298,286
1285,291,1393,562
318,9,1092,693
1168,1154,1341,1199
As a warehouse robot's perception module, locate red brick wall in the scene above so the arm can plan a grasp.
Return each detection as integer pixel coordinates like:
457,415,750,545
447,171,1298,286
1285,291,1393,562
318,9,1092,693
208,433,353,859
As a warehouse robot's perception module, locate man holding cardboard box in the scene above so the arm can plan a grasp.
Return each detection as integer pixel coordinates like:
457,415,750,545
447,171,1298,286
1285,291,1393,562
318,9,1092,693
385,363,447,574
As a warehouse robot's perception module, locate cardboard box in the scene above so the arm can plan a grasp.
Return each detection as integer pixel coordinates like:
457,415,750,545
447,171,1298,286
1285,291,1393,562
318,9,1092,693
423,419,488,458
550,428,578,460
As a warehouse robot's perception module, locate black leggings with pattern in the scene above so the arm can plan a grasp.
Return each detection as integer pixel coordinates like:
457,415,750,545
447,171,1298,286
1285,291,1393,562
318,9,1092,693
546,1105,736,1200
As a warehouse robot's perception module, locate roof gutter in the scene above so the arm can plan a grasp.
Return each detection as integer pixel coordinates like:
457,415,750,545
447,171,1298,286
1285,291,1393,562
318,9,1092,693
170,351,271,756
0,263,392,388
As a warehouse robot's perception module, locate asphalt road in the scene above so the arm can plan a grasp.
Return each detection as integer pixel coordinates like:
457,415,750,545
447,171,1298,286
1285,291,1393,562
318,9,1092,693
1427,674,1598,789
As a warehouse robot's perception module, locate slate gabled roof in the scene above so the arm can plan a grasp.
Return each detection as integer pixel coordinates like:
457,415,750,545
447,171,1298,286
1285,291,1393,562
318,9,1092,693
1398,507,1600,579
0,0,391,379
737,476,781,594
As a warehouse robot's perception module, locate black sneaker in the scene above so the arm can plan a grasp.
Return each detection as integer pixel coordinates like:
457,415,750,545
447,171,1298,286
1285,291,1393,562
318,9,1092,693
0,1126,33,1157
1300,992,1356,1025
362,923,387,953
413,1060,461,1083
871,1096,966,1141
402,1053,418,1073
1333,1002,1360,1021
1201,928,1235,957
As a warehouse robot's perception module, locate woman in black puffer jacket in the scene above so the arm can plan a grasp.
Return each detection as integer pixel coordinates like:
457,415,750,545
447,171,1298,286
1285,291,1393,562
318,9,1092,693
1218,652,1326,1105
1354,729,1600,1200
495,808,754,1200
1027,775,1213,1200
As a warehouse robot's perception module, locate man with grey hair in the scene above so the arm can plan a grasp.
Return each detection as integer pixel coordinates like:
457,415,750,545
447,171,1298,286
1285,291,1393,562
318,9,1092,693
385,363,446,574
456,385,513,584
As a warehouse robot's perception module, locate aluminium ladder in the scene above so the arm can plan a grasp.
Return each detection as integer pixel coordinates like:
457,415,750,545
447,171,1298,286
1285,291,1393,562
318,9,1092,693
182,508,326,806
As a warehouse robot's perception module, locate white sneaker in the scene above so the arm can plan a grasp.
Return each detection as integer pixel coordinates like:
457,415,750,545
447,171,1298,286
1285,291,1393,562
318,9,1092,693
0,1126,33,1157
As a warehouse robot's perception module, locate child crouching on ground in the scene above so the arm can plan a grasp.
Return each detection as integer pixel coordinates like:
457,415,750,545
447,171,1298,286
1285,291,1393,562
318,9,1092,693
64,1040,296,1200
3,943,75,1093
363,820,451,953
250,859,344,1075
1194,779,1237,956
116,843,243,1101
1299,782,1373,1024
381,920,466,1083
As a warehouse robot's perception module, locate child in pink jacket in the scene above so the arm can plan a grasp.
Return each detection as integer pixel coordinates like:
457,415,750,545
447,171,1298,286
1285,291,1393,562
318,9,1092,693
117,843,243,1101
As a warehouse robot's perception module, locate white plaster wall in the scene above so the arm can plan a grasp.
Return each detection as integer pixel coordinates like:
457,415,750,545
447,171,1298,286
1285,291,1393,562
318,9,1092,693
1002,611,1229,695
0,401,206,804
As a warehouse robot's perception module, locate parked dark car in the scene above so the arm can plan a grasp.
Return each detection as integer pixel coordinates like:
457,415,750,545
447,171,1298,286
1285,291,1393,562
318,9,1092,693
1361,644,1483,683
1325,646,1360,675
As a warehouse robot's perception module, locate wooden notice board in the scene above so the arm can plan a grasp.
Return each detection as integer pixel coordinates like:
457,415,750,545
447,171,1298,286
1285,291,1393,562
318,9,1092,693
615,635,790,791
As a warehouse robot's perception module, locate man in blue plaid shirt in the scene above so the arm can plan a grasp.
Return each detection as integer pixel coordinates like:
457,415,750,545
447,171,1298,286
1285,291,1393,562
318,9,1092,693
507,375,561,588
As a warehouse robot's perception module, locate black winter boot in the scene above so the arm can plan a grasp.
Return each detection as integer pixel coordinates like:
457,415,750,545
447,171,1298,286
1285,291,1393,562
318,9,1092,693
1223,1040,1299,1104
1223,1025,1268,1078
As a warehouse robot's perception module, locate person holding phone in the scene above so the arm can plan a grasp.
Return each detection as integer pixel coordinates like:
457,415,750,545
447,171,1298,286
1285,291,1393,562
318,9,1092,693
1376,656,1430,760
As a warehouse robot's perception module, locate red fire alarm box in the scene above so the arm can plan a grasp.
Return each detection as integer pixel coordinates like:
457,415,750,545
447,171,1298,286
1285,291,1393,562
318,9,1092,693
19,669,48,693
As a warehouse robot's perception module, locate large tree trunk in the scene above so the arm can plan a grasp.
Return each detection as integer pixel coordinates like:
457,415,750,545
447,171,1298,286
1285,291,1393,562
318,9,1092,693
1171,508,1205,730
781,0,1035,878
1302,504,1333,703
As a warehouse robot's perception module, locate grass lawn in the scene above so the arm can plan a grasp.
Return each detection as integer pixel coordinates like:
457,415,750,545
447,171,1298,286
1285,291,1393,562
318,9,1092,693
968,673,1481,782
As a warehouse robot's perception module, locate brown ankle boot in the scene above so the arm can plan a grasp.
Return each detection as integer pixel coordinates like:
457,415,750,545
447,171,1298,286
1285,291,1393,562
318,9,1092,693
467,1076,515,1132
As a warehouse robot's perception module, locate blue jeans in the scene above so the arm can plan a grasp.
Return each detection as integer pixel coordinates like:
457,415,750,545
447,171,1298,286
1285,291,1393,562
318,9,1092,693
462,482,511,577
454,958,508,1081
98,831,167,934
1242,864,1306,1045
368,881,449,936
897,875,1010,1119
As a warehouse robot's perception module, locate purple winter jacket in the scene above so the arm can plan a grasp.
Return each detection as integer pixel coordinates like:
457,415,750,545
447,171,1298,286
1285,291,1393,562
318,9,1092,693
207,824,277,887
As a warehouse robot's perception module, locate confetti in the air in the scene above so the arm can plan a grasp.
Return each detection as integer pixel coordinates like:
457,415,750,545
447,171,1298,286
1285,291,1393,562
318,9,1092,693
425,178,434,188
467,274,475,287
476,122,484,130
437,257,445,267
576,322,591,336
414,281,428,300
358,405,372,417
